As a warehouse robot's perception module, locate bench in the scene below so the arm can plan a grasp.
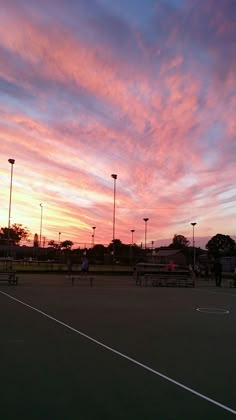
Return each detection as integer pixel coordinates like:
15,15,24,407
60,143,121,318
66,274,93,287
229,279,236,288
143,272,194,288
0,271,18,285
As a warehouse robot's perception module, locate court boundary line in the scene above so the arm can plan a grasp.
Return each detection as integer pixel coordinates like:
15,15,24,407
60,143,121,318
196,307,230,314
1,290,235,416
194,288,236,297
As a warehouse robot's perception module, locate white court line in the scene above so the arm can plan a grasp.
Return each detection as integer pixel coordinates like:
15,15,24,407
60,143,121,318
0,290,236,416
194,288,236,297
196,308,230,314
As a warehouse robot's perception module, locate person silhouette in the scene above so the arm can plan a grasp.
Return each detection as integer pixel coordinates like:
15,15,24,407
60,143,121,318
213,260,222,287
81,256,89,274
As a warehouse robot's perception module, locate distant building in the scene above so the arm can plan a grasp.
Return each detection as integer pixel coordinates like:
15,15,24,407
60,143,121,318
147,249,187,266
221,256,236,273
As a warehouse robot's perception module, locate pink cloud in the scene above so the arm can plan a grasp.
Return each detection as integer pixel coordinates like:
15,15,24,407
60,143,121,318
0,1,235,247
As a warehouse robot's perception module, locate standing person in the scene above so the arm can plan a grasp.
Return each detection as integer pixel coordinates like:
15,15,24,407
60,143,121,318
194,264,200,278
213,260,222,287
168,261,175,271
81,256,89,274
204,264,209,281
67,253,73,275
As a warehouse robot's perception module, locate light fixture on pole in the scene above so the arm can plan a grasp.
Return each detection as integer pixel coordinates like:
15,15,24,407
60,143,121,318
143,218,149,249
59,232,61,246
131,229,135,245
40,203,43,247
191,222,197,270
8,159,15,251
92,226,96,247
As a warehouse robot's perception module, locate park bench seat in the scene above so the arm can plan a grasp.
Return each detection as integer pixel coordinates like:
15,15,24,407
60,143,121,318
66,274,93,287
0,271,18,285
143,272,194,288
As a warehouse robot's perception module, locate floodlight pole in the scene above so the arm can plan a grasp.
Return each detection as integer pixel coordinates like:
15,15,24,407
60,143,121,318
92,226,96,247
131,229,135,245
111,174,117,261
40,203,43,247
111,174,117,242
8,159,15,253
143,218,149,249
191,222,197,270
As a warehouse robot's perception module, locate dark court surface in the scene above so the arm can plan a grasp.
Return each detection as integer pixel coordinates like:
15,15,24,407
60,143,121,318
0,276,236,419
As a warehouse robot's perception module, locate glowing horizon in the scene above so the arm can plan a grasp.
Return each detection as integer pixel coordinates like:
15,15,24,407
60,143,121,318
1,0,235,249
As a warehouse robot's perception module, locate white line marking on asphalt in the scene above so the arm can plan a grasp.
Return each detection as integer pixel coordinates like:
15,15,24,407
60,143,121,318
196,307,230,314
194,288,236,297
0,290,236,416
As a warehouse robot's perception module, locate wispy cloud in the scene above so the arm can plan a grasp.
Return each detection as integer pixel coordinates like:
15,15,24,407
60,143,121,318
0,0,235,247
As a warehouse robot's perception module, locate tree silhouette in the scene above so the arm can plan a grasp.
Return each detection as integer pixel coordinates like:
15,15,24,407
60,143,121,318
206,234,235,257
60,240,73,250
169,234,190,249
0,223,30,245
48,240,57,248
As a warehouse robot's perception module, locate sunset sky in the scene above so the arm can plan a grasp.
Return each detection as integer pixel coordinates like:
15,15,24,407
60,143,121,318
0,0,236,248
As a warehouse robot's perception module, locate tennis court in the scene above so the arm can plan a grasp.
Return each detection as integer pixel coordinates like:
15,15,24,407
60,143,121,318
0,276,235,419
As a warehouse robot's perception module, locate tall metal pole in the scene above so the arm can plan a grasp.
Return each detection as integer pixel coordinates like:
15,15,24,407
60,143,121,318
59,232,61,246
131,229,135,245
8,159,15,252
40,203,43,247
111,174,117,243
111,174,117,264
143,218,149,249
92,226,96,247
191,222,197,270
